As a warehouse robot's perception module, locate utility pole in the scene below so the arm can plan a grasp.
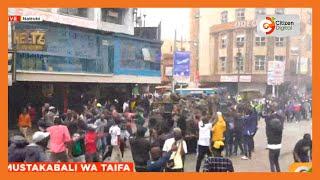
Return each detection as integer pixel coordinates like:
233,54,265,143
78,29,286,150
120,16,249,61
172,29,177,92
143,14,146,27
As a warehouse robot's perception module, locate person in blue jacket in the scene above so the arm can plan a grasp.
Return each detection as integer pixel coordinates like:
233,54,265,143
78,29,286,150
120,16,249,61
241,108,258,160
147,145,177,172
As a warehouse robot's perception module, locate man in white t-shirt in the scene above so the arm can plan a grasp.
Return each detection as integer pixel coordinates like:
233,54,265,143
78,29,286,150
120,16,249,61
162,128,187,172
196,117,213,172
109,119,122,162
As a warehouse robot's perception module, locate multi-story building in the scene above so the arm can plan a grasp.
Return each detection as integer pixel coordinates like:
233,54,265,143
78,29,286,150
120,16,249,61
190,8,312,95
8,8,162,127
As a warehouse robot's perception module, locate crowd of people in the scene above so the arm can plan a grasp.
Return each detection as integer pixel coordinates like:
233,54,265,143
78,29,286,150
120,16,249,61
9,90,312,172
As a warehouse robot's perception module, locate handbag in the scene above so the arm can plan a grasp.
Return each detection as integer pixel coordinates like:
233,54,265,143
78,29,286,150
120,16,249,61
166,141,182,169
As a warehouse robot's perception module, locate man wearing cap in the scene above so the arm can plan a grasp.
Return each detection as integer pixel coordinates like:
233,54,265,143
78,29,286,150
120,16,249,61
162,128,187,172
8,135,28,162
25,131,50,162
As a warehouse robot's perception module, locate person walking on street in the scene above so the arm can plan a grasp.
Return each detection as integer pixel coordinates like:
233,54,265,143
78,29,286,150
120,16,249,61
211,112,226,157
195,117,212,172
264,103,284,172
109,119,122,162
46,117,71,162
85,124,100,162
241,108,258,160
25,131,50,162
232,108,244,156
130,127,151,172
18,107,32,138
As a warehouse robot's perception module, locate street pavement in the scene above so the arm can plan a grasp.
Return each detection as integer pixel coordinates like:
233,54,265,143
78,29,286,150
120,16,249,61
121,119,312,172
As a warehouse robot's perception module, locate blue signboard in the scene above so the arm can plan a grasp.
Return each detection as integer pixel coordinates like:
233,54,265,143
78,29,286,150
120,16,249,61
173,51,190,77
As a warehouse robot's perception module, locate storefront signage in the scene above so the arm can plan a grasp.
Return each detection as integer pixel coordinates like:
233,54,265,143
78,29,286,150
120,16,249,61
268,61,285,85
220,75,238,82
14,30,46,51
220,75,252,82
239,75,251,82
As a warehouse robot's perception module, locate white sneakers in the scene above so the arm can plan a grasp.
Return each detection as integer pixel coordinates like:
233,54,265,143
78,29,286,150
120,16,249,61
241,156,249,160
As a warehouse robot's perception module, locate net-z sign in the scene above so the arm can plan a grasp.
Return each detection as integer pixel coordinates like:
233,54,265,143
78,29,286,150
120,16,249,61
13,29,46,51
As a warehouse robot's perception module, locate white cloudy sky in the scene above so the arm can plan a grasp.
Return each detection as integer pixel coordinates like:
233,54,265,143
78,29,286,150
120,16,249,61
138,8,190,41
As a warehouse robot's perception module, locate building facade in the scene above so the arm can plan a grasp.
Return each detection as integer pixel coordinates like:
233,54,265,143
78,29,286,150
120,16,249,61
8,8,162,128
191,8,312,95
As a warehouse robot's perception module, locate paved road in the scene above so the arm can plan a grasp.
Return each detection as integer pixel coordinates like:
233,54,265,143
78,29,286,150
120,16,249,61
121,119,312,172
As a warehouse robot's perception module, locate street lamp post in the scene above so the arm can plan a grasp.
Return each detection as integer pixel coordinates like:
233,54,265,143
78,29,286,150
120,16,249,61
236,41,243,94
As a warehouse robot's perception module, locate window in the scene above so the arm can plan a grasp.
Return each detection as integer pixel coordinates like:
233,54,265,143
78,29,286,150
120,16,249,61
275,37,285,47
236,34,245,47
59,8,88,18
255,55,266,71
255,8,266,17
255,36,266,46
275,55,285,61
220,35,227,48
275,8,285,15
219,57,226,72
221,11,228,23
235,9,245,21
235,56,244,71
101,8,123,24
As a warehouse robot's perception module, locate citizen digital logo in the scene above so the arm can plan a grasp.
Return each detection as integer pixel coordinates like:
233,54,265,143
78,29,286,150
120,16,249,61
256,14,300,37
275,20,295,31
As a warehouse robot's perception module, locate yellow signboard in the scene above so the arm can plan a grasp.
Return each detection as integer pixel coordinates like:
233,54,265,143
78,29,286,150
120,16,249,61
13,30,46,51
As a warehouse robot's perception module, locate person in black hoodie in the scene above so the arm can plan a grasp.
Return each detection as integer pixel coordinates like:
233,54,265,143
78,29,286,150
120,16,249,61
130,127,151,172
293,133,312,162
263,102,284,172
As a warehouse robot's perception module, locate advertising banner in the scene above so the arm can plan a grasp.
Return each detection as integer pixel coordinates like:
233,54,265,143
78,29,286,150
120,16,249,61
173,51,190,83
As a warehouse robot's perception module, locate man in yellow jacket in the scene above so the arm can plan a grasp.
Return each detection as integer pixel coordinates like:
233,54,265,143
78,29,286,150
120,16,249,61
212,112,226,156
